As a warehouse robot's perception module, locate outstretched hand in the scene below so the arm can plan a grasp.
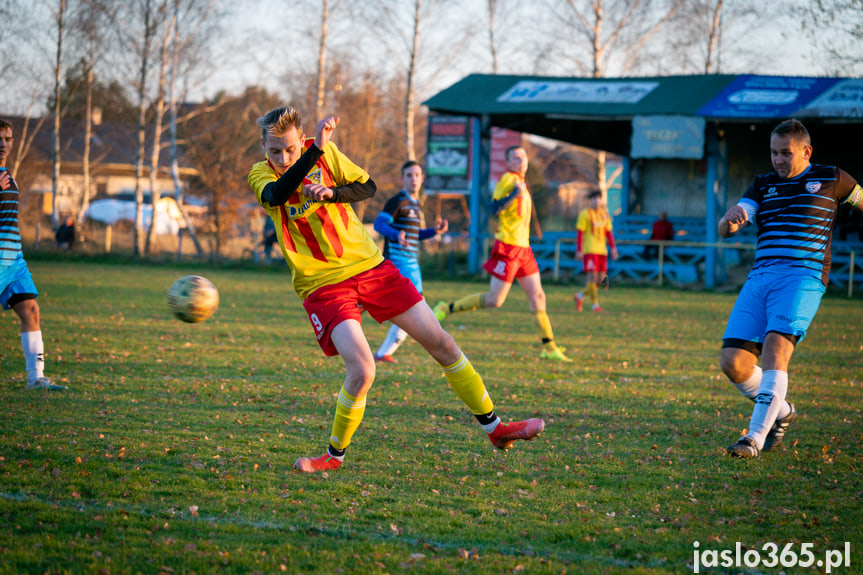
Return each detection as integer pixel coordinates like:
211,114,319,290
435,219,449,234
314,116,339,150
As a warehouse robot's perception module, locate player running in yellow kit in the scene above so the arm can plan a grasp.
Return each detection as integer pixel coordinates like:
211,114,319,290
434,145,570,362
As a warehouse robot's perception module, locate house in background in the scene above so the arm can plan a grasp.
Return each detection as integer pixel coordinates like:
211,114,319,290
4,113,204,233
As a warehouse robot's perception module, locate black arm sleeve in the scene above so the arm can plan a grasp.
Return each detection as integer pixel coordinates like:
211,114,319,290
330,178,377,203
260,145,324,206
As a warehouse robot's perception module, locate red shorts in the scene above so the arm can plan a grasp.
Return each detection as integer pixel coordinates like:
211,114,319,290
482,241,539,283
303,260,422,356
582,254,608,274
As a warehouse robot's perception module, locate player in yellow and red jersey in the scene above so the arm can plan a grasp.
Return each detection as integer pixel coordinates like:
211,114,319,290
433,145,571,362
574,190,619,313
248,107,545,473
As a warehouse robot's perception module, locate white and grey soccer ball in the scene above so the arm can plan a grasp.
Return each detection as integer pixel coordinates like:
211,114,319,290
167,275,219,323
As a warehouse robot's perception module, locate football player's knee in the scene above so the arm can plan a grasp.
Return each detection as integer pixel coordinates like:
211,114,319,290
720,351,750,383
533,291,546,308
486,294,505,308
429,330,459,362
16,300,40,329
346,365,375,395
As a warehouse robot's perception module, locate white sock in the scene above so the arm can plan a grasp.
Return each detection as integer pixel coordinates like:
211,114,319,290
481,417,502,434
733,365,762,400
325,446,346,461
746,370,789,449
21,331,45,382
376,323,407,357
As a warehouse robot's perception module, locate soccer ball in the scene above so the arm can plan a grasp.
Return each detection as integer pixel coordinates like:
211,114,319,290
167,275,219,323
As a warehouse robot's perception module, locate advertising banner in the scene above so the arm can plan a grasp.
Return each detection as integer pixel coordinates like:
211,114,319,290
425,115,472,195
698,75,838,118
631,115,706,159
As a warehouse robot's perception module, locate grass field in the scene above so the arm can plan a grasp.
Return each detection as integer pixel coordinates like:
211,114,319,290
1,260,861,574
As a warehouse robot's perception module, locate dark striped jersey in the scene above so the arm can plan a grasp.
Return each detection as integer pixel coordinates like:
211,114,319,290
0,170,22,266
740,164,859,285
377,190,424,266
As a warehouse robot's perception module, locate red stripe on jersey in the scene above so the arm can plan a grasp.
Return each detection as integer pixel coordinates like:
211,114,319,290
315,206,344,258
336,202,350,227
278,205,297,253
296,217,328,262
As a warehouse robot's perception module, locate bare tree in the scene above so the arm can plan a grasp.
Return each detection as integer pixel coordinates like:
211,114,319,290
369,0,476,161
49,0,69,229
315,0,330,120
550,0,683,78
70,0,116,226
144,4,176,255
0,2,14,79
663,0,761,75
547,0,681,200
127,0,165,256
182,88,281,256
797,0,863,75
404,0,422,160
488,0,499,73
703,0,723,73
167,0,206,256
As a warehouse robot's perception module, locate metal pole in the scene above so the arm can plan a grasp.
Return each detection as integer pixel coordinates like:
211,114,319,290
554,238,561,281
705,125,719,289
658,243,664,286
468,115,488,274
850,251,856,299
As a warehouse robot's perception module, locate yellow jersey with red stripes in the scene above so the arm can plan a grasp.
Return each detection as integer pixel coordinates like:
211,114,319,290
249,139,384,299
492,171,531,248
576,207,613,256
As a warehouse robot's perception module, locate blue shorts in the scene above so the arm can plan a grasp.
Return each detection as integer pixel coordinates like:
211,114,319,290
722,272,825,348
0,256,39,310
393,259,423,295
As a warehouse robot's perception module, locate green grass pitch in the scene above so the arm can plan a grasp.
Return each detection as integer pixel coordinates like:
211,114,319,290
1,261,860,574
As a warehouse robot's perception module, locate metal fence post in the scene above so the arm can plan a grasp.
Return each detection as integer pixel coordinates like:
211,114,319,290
554,239,561,282
657,243,664,286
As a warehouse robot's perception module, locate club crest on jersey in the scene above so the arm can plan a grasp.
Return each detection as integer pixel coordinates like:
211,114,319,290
304,167,322,186
764,187,778,198
805,181,821,194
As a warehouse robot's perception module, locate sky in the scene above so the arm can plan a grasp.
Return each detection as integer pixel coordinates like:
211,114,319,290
195,0,826,107
0,0,831,116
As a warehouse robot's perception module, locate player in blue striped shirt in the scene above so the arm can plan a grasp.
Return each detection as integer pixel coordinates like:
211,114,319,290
0,119,65,390
373,161,447,362
719,119,862,458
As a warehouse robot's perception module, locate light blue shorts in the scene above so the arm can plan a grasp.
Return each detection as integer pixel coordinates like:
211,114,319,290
0,257,39,310
393,259,423,295
722,271,825,347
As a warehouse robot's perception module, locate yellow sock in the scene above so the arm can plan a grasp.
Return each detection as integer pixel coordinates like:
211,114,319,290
329,386,366,451
442,353,494,415
533,311,557,351
451,293,485,314
586,282,599,305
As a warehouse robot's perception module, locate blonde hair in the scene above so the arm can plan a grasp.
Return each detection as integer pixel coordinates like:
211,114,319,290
257,107,303,140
